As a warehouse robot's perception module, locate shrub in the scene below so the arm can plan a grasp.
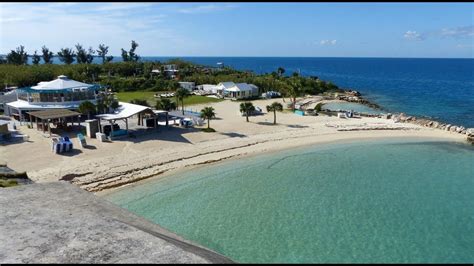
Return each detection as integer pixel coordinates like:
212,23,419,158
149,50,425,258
315,102,324,112
0,178,19,187
130,99,150,107
201,128,216,133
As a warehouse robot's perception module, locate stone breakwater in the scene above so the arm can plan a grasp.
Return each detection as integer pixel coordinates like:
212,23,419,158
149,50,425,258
337,90,382,110
339,90,474,144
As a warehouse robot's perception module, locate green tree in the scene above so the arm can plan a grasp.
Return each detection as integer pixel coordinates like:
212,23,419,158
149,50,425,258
86,47,95,64
277,67,285,77
266,102,283,124
78,100,96,119
121,40,139,62
32,50,41,65
98,91,117,113
129,40,139,62
200,106,216,129
75,44,87,64
155,98,176,111
75,44,94,64
41,46,54,64
110,100,120,111
121,48,129,62
175,88,189,115
57,48,75,65
97,44,113,64
6,45,28,65
240,102,255,122
286,77,302,111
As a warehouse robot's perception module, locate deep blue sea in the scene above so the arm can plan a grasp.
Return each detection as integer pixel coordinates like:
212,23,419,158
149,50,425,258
28,56,474,127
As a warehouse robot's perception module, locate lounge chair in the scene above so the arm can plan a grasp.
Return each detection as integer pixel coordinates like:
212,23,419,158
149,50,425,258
77,133,87,148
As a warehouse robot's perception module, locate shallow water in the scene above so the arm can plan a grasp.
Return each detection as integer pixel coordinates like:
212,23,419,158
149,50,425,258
105,139,474,263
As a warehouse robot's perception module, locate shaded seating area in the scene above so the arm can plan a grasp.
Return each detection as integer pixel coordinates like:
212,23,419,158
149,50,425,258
95,102,169,140
27,109,82,137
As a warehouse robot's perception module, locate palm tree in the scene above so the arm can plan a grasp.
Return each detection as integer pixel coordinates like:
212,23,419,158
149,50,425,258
200,106,216,129
240,102,255,122
266,102,283,124
286,77,302,111
156,98,176,111
78,101,96,120
175,88,189,115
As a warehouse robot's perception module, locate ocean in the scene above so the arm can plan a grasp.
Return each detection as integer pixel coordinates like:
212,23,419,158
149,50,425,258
104,139,474,263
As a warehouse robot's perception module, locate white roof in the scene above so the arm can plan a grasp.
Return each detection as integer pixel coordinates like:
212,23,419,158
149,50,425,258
224,83,256,92
198,84,217,89
6,100,83,110
96,102,152,121
217,82,236,89
30,75,93,91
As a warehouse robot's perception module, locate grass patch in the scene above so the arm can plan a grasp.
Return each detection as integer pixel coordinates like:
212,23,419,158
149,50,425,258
116,91,158,106
201,128,216,133
116,91,223,107
0,178,18,188
183,95,223,105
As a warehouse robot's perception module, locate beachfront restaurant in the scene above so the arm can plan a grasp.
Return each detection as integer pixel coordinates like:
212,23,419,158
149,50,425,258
4,75,103,123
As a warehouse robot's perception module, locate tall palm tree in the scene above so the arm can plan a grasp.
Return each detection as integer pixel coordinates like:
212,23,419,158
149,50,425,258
78,101,96,119
175,88,189,115
286,77,302,111
240,102,255,122
266,102,283,124
200,106,216,129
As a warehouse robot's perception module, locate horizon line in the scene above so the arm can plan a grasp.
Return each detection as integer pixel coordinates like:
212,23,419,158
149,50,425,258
5,55,473,60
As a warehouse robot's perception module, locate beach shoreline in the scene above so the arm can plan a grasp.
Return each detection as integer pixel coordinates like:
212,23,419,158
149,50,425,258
96,133,466,197
2,97,469,195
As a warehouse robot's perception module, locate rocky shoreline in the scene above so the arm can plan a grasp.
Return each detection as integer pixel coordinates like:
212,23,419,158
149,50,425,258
338,89,474,144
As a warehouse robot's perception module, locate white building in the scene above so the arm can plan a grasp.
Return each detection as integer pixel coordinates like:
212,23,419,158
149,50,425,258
196,84,218,95
178,82,195,92
4,75,103,122
216,82,259,99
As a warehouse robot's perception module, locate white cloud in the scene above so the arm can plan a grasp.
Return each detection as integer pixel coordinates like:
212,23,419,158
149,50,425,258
178,4,235,14
403,31,424,41
404,26,473,42
0,3,186,55
319,40,337,46
440,26,474,38
456,44,473,48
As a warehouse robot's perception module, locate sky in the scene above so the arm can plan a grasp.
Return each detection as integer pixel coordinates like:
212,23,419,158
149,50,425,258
1,2,473,58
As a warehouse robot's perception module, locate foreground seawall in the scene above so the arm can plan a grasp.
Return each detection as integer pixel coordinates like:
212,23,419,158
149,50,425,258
0,182,234,264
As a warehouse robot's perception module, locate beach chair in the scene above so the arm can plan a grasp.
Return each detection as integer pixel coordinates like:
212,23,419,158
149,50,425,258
51,137,60,154
77,133,87,148
63,136,73,152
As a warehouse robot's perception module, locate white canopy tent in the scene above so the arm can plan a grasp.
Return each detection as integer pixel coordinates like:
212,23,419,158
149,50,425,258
95,102,168,139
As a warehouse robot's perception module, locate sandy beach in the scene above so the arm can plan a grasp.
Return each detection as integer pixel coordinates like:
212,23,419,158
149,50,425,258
1,97,467,194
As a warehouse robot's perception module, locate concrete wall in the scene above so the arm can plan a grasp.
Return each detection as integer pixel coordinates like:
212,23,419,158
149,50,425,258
0,182,234,264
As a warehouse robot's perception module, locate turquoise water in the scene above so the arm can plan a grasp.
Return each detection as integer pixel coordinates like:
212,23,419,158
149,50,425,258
104,139,474,263
322,102,381,114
